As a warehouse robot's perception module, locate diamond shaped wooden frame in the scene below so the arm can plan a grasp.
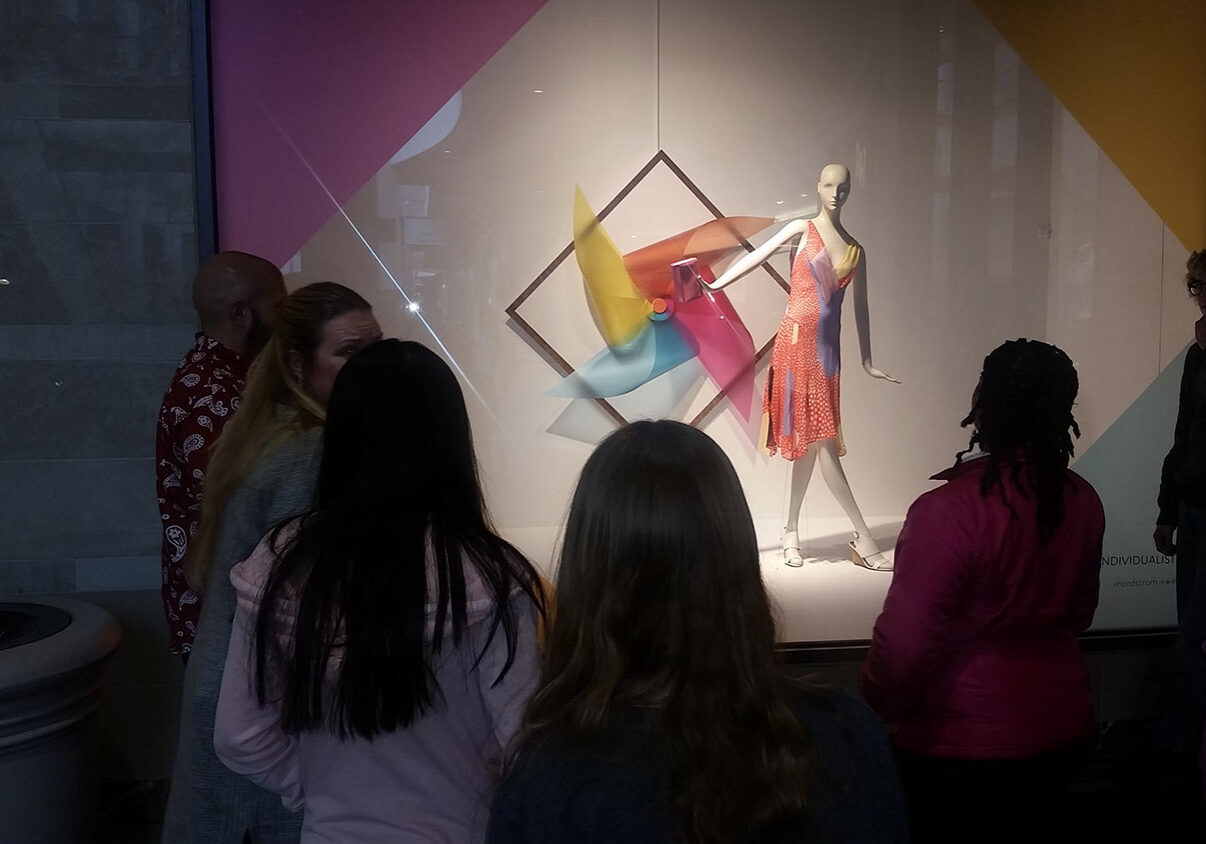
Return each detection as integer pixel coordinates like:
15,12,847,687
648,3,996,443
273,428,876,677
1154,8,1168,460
504,149,790,427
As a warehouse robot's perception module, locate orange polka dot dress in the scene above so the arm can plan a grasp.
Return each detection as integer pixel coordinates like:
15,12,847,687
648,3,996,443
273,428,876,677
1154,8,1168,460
762,220,861,460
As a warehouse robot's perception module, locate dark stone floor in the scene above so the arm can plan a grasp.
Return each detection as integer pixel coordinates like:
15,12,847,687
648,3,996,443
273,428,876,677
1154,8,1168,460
1054,721,1205,844
96,778,167,844
96,721,1204,844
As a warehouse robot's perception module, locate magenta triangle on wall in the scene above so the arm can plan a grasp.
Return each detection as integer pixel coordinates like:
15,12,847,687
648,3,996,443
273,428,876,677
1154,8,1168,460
210,0,550,266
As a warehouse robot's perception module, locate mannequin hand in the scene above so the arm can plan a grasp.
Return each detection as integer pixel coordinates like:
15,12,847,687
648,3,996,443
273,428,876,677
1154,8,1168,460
1154,524,1177,556
863,363,900,383
1195,315,1206,350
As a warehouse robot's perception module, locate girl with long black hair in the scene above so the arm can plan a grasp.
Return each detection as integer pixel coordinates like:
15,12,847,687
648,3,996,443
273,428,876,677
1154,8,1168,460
489,420,907,844
862,338,1105,844
214,339,546,843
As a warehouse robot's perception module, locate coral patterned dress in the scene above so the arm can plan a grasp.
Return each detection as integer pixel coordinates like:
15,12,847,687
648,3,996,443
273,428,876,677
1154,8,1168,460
763,220,861,460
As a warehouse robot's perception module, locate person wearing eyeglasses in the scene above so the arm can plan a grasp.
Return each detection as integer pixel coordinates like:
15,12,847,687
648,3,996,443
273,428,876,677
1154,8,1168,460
1155,249,1206,759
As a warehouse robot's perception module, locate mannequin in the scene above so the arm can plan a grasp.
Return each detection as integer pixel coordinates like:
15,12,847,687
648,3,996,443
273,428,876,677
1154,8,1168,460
703,164,897,569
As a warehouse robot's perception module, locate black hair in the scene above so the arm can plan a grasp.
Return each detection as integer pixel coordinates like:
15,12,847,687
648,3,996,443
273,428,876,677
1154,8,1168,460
956,338,1080,541
253,339,545,738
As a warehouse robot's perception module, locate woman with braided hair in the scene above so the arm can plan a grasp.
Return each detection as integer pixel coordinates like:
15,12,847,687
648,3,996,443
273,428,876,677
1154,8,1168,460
861,339,1104,844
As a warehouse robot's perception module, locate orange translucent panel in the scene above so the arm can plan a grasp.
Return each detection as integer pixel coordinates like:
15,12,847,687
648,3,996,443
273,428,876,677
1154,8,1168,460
622,216,777,300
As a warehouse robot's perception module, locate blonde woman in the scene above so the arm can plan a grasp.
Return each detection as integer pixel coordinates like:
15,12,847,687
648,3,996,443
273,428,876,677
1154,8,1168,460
163,282,382,844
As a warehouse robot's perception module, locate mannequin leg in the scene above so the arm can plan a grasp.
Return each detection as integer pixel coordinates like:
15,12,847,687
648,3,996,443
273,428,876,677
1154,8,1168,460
815,439,891,570
781,448,819,566
785,448,820,533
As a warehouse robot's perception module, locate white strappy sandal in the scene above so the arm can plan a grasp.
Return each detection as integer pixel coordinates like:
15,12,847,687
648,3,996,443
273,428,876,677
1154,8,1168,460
782,530,805,567
849,534,893,571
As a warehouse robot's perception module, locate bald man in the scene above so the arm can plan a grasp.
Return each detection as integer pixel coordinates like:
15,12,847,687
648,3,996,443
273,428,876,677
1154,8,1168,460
155,252,285,658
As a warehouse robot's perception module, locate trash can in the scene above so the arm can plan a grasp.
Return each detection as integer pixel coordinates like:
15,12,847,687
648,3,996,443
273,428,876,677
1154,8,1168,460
0,599,121,844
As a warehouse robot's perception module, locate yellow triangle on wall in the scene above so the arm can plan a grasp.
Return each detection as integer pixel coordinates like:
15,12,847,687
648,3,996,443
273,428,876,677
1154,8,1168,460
972,0,1205,250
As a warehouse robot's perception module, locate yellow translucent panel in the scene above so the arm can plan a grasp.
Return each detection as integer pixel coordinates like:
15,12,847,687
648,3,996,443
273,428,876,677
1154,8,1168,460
572,186,648,348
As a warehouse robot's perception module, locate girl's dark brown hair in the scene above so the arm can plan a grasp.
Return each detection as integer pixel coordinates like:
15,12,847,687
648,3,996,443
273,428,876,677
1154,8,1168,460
512,420,815,843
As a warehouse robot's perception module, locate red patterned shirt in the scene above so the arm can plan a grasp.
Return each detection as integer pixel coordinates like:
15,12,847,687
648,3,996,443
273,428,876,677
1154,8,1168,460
155,334,249,654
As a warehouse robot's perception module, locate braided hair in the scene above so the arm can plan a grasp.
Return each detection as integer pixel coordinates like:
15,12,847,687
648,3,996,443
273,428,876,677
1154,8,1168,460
955,339,1081,541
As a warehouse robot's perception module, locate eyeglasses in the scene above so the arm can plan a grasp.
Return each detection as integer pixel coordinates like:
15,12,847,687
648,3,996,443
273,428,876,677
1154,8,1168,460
1189,276,1206,296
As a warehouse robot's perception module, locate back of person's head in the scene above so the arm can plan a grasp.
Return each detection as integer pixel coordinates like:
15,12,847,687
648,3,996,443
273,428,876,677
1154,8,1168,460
960,337,1080,540
187,282,373,592
1188,249,1206,291
192,251,285,351
519,420,814,844
548,420,773,707
256,339,544,739
316,338,478,520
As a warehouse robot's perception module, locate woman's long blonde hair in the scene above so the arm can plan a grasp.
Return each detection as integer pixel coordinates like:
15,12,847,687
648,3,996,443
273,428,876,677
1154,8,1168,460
186,282,372,592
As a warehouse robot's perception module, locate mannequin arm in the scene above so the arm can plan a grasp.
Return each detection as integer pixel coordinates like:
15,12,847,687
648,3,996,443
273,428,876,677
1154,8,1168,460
702,218,807,291
852,254,899,383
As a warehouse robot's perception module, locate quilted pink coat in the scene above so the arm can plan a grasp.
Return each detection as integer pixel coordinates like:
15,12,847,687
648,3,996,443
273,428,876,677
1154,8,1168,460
862,455,1104,758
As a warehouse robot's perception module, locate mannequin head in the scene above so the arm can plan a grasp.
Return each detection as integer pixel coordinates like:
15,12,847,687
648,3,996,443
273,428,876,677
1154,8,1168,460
816,163,851,218
1187,249,1206,313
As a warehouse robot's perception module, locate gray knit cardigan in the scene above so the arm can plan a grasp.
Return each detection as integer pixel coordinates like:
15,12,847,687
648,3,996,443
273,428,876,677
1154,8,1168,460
162,427,322,844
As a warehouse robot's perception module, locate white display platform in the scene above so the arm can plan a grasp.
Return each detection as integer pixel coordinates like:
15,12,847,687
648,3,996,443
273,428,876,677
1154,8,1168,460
504,516,904,646
754,517,900,644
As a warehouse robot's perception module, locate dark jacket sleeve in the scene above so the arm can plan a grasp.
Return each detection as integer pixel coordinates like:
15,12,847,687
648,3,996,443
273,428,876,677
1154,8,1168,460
1158,346,1201,526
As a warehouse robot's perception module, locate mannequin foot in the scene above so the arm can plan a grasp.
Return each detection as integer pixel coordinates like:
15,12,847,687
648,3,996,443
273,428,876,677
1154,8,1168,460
849,534,892,571
782,531,804,567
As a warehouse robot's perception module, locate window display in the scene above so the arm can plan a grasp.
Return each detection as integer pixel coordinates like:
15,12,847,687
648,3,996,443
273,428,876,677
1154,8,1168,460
211,0,1194,643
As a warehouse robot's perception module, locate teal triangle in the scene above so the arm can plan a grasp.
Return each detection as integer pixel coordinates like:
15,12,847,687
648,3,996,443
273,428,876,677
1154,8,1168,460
1074,346,1184,630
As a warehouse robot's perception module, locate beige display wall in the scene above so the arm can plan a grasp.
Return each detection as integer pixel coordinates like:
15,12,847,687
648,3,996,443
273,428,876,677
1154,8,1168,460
281,0,1190,641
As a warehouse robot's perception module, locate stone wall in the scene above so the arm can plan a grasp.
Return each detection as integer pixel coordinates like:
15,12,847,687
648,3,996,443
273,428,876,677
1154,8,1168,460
0,0,198,780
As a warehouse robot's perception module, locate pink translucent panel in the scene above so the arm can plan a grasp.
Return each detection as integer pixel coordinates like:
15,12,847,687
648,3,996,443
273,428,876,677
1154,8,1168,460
675,263,756,420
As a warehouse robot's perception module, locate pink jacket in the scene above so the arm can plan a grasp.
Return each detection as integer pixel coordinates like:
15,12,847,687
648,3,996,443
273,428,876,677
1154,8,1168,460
861,456,1104,759
214,531,542,843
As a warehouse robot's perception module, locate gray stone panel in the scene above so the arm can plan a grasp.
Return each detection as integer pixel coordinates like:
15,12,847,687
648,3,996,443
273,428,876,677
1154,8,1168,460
0,81,188,122
75,556,161,593
0,559,76,594
58,171,195,224
0,222,196,324
39,119,192,174
0,119,73,222
0,323,195,362
0,359,178,460
58,84,192,122
0,13,191,86
0,458,160,560
0,82,61,119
